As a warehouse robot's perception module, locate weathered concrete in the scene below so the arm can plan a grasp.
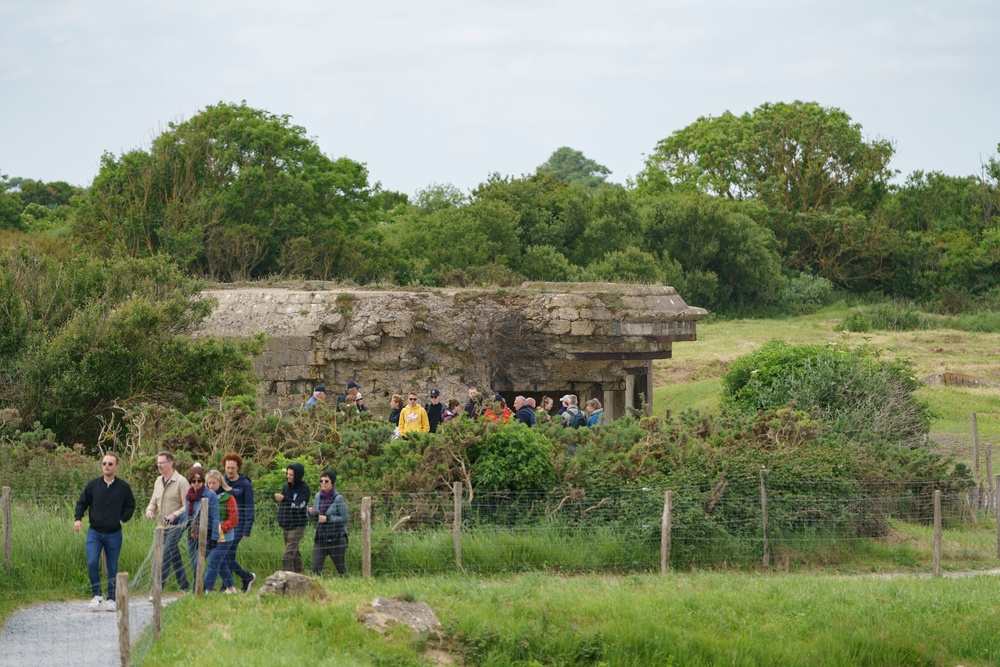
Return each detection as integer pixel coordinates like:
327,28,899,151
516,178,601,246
197,282,706,420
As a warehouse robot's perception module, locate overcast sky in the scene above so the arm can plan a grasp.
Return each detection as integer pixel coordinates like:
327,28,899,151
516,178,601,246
2,1,998,196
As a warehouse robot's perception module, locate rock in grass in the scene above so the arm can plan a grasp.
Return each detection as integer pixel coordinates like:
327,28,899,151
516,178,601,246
257,571,327,600
357,596,442,634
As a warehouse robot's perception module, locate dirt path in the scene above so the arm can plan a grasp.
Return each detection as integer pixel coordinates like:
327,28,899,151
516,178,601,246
0,597,158,667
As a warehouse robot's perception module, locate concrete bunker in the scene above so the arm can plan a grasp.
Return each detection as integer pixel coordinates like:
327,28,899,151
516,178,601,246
197,282,707,422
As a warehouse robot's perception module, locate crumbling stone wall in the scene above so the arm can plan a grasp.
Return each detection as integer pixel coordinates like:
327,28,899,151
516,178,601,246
196,282,706,420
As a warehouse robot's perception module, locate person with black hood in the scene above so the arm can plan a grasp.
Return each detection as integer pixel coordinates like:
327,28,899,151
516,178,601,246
308,470,349,576
274,462,311,573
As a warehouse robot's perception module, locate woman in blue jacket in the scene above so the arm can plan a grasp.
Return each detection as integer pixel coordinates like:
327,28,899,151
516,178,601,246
308,470,349,576
183,464,220,581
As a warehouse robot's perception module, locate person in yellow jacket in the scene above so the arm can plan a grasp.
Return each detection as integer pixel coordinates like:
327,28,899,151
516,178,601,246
398,392,430,436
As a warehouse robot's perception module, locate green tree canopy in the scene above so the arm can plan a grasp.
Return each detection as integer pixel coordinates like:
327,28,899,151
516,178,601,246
76,101,377,281
639,101,895,214
0,246,263,444
537,146,611,190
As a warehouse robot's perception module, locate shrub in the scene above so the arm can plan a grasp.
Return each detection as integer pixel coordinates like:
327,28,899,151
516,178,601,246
720,340,930,451
470,424,556,492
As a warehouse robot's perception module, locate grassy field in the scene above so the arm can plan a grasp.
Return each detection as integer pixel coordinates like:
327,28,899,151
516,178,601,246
654,303,1000,459
137,570,1000,666
6,304,1000,664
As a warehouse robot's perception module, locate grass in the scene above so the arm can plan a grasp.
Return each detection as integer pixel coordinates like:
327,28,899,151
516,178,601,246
654,303,1000,453
136,570,1000,666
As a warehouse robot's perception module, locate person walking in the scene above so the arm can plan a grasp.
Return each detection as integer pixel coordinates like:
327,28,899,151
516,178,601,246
204,469,238,593
145,451,191,594
184,464,219,584
74,452,136,612
308,471,349,576
222,452,256,592
275,463,311,573
424,389,445,433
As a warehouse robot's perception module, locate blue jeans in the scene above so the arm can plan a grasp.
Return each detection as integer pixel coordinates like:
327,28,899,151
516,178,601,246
204,534,234,591
86,529,122,600
162,524,189,592
227,534,251,583
187,536,216,583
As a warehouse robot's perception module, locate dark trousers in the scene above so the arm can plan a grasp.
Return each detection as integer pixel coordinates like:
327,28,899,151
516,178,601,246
227,533,252,583
161,524,189,591
282,526,306,573
312,534,348,576
86,528,122,600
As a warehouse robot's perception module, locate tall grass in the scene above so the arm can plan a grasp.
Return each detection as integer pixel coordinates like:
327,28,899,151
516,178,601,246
137,570,1000,666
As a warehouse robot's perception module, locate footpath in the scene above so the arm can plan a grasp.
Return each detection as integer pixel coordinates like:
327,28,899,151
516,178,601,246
0,597,158,667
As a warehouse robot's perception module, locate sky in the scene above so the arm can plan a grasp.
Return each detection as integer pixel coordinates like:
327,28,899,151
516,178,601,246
2,1,998,196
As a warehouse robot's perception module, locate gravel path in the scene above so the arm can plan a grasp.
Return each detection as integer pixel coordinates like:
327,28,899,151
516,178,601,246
0,597,160,667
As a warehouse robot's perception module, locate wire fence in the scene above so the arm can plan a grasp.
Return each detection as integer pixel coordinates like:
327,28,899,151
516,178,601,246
3,478,1000,665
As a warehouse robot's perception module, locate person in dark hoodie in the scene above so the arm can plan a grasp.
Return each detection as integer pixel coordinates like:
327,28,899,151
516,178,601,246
74,452,136,612
274,462,311,573
308,470,349,576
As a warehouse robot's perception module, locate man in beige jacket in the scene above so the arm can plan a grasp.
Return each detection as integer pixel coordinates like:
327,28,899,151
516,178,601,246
145,451,190,593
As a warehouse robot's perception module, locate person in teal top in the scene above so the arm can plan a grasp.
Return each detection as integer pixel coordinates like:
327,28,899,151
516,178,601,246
308,471,349,576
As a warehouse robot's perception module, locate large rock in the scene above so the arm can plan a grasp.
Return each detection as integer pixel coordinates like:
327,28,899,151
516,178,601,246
357,596,443,635
257,571,327,600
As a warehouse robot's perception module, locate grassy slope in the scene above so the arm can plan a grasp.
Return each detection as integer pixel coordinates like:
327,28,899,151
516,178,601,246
654,302,1000,456
140,571,1000,667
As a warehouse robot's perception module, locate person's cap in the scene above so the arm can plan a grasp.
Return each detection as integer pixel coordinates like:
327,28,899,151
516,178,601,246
314,385,327,394
494,394,503,401
560,395,572,403
430,389,440,398
347,380,361,390
188,463,206,480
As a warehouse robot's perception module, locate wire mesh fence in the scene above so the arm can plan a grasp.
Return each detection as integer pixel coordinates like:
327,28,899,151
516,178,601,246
2,478,1000,665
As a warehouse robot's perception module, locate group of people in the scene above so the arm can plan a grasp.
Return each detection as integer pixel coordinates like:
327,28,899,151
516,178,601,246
74,449,348,611
73,381,608,610
305,380,607,433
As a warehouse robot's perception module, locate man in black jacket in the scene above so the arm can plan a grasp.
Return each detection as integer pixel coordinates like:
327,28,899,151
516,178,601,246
425,389,445,433
275,462,311,573
74,452,136,612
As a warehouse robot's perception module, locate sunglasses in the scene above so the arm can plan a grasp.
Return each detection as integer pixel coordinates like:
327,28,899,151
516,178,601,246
408,397,418,401
101,461,116,466
190,478,203,484
320,479,332,484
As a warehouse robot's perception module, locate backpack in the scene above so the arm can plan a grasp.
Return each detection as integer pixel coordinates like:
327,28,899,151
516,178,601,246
566,407,588,429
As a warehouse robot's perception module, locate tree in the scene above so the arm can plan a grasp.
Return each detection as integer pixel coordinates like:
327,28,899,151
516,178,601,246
639,101,895,214
0,246,263,444
537,147,611,190
640,193,783,311
76,102,377,281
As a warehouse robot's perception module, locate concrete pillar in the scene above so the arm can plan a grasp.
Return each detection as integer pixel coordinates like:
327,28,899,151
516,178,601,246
645,360,654,416
624,374,636,415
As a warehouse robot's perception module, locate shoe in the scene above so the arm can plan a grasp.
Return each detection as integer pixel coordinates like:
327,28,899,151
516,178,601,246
242,573,256,593
87,595,104,611
224,587,238,594
104,599,117,612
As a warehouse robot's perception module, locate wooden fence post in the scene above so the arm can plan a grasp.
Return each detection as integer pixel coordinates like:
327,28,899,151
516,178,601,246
195,504,208,595
361,497,371,580
453,482,463,571
661,491,672,574
988,445,994,510
760,472,770,568
972,412,980,509
116,572,130,667
2,487,10,574
933,490,942,576
995,475,1000,561
152,526,164,638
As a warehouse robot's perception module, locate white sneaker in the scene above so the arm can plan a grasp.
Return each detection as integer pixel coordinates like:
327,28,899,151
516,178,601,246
88,595,104,611
104,599,117,612
224,587,238,594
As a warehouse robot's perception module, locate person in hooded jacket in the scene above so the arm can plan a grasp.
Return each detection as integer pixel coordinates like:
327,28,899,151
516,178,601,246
308,470,349,576
184,464,220,582
275,462,311,573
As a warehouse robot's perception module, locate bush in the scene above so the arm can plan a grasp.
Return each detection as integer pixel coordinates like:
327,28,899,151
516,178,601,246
470,424,556,492
720,340,930,451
